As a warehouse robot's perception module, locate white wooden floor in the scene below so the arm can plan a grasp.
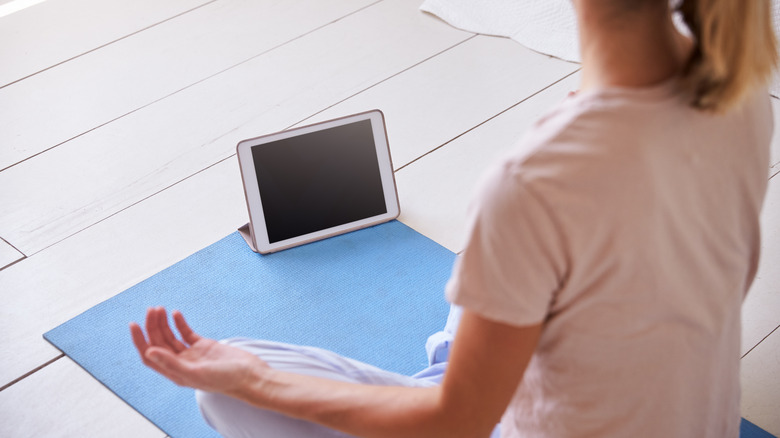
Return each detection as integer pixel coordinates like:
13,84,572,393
0,1,778,436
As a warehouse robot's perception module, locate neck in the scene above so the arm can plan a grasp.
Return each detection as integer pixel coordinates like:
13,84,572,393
574,1,692,91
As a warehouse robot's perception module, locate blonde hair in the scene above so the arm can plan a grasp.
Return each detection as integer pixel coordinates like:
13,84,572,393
678,0,778,112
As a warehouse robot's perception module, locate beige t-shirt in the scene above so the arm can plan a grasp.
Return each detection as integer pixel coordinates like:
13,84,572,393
445,81,773,437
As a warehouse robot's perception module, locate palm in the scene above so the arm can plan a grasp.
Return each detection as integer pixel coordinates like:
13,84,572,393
130,307,268,394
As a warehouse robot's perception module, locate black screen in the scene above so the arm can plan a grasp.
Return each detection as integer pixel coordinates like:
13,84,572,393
251,119,388,243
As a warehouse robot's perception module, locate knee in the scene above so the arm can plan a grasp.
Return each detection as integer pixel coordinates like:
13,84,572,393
195,389,228,431
196,390,258,438
195,389,347,438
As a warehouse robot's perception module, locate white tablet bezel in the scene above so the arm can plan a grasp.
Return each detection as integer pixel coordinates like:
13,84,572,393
236,110,399,254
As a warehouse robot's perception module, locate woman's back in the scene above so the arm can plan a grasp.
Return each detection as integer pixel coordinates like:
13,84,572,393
468,80,773,437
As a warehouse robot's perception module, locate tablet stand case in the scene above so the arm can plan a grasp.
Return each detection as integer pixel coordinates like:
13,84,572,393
238,223,259,253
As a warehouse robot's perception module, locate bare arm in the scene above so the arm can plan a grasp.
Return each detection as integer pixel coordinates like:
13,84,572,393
131,307,541,438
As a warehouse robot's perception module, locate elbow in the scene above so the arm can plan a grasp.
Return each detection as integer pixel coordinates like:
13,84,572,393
429,398,501,438
447,420,498,438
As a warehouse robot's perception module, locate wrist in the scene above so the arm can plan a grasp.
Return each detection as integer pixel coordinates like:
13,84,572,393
227,363,277,409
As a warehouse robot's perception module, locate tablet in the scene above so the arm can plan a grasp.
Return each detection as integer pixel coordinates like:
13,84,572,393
236,110,400,254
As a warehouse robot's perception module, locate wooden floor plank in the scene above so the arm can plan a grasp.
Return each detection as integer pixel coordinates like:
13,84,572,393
0,0,211,88
0,0,470,256
741,326,780,435
297,36,579,169
0,357,166,438
0,237,23,269
396,73,581,252
0,0,376,169
742,175,780,356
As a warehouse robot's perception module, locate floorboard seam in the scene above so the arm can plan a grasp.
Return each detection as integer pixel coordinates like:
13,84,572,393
0,0,384,173
0,0,220,90
394,68,581,173
0,236,26,257
0,236,26,271
286,34,478,130
27,154,236,258
0,353,64,392
0,256,26,272
741,324,780,359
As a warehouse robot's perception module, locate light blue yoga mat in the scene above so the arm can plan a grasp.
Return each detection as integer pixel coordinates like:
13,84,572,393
44,220,455,438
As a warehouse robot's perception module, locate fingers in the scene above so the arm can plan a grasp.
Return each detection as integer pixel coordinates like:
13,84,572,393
131,322,165,371
156,308,187,353
131,309,214,390
173,310,202,346
132,308,204,388
144,307,187,353
145,307,168,348
129,322,149,355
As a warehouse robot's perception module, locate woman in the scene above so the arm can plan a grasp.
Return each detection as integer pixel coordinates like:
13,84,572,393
130,0,777,436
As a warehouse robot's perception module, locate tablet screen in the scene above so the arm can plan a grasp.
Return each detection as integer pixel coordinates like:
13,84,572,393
250,119,387,243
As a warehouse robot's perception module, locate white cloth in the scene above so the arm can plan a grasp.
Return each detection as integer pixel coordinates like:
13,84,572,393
420,0,780,97
196,337,499,438
446,80,773,437
420,0,580,62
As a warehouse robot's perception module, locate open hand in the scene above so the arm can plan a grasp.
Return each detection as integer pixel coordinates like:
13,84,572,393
130,307,268,396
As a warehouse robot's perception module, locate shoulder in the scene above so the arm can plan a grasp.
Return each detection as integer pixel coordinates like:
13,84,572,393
497,92,645,195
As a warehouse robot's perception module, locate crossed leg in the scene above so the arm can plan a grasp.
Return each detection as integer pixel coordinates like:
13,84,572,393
196,338,441,438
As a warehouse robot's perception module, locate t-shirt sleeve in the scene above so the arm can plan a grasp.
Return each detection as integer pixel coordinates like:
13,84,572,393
445,161,567,327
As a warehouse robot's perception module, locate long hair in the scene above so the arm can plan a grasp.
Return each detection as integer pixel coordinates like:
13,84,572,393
678,0,778,112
